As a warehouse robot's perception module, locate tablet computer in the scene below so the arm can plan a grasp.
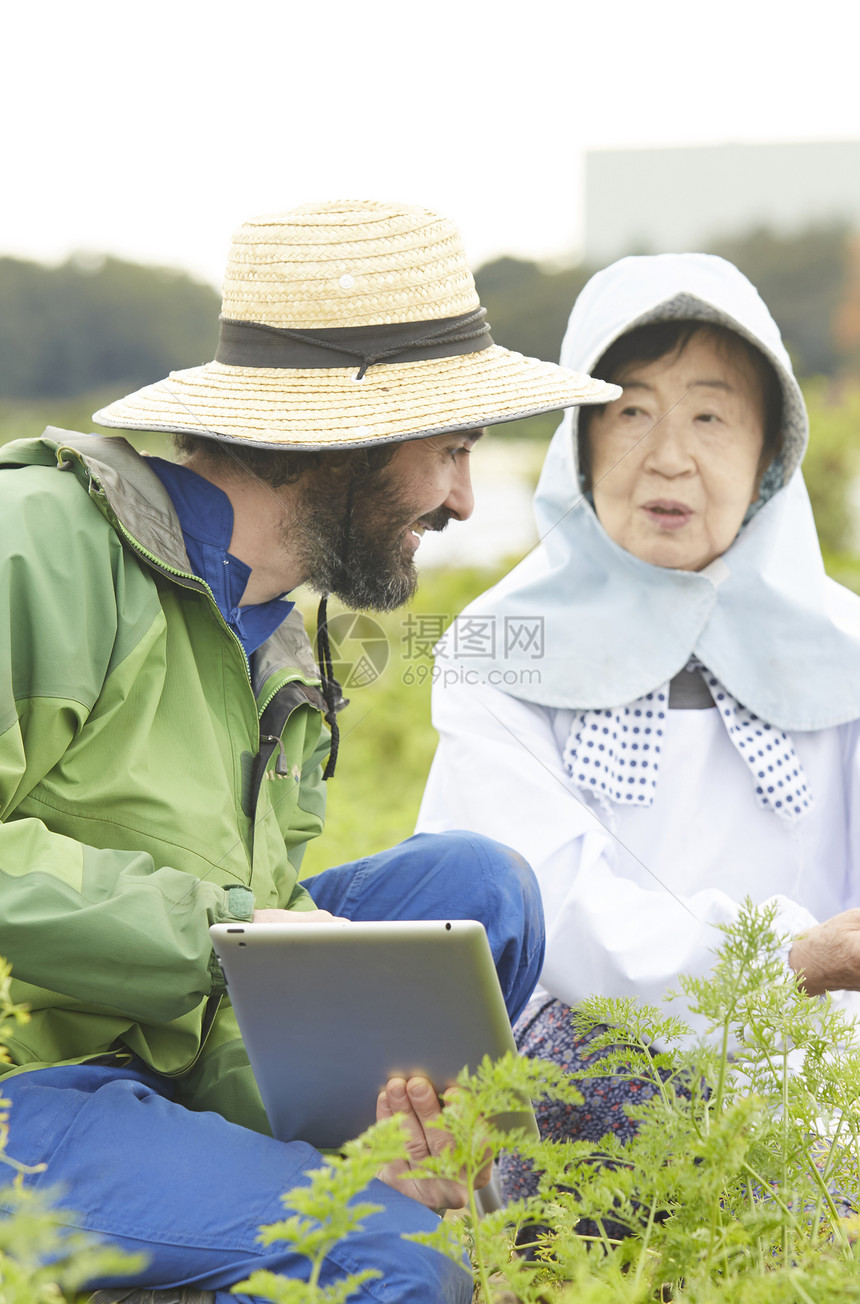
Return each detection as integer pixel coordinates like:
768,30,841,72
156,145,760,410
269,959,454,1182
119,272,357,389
210,917,538,1150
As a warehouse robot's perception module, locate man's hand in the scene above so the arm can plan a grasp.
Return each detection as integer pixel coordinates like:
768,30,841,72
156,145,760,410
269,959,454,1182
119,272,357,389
375,1076,492,1211
251,908,347,923
789,908,860,995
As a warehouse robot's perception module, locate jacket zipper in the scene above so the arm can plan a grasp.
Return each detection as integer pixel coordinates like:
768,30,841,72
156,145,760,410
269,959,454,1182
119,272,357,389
54,452,322,1080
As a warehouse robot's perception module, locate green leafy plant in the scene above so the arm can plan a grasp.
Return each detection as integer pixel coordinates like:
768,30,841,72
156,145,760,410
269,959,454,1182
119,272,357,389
241,902,860,1302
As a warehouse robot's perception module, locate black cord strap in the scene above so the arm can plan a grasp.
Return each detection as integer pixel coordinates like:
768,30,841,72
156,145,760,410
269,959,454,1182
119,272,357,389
316,595,342,780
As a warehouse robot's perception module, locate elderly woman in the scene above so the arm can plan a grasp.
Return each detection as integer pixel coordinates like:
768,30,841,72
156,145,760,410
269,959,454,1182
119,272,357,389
416,253,860,1200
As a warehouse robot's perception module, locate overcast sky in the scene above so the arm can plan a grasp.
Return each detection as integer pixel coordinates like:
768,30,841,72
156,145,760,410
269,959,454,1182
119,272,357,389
5,0,859,287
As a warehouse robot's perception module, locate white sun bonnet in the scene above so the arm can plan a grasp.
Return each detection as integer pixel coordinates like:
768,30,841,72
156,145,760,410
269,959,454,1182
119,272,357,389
434,253,860,732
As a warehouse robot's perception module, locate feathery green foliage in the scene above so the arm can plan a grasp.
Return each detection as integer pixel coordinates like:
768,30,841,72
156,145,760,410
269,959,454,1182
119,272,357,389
240,903,860,1302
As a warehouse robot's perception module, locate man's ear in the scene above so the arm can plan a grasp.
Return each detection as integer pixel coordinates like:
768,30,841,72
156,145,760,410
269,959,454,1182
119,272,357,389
324,454,360,482
318,446,395,486
287,450,349,486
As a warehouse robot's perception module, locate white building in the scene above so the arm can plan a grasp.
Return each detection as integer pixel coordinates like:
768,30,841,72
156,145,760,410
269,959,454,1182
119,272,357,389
584,141,860,264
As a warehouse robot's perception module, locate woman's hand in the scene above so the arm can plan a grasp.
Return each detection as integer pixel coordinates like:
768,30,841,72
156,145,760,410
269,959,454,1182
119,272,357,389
375,1076,492,1211
789,908,860,995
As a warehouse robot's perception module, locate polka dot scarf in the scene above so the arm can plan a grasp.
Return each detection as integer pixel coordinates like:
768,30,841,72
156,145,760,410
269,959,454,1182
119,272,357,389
561,665,813,823
702,671,813,820
562,690,667,808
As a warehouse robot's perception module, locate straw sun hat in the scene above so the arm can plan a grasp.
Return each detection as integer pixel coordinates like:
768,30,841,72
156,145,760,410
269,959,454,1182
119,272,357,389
94,200,619,450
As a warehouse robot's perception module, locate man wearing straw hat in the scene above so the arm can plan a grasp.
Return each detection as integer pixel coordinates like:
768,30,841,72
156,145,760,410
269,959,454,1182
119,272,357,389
0,200,615,1303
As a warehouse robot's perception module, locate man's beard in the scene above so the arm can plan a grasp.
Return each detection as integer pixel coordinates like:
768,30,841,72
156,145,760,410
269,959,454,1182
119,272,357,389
289,465,451,611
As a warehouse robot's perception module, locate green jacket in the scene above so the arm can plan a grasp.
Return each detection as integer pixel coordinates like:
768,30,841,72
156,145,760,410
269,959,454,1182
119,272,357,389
0,430,330,1130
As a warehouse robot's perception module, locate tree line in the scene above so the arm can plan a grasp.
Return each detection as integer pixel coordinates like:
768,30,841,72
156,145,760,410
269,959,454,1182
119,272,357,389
475,223,853,382
0,255,220,400
0,223,856,404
